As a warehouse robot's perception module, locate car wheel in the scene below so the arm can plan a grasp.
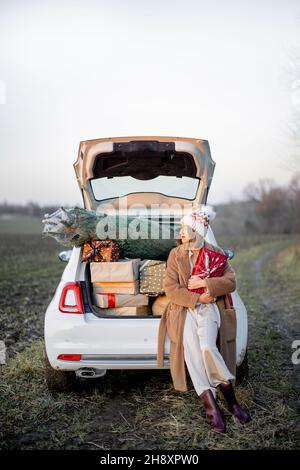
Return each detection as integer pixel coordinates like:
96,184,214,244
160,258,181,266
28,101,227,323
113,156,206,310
44,349,76,393
236,349,249,386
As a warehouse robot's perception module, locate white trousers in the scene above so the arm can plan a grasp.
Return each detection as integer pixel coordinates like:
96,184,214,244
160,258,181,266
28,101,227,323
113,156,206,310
183,302,235,398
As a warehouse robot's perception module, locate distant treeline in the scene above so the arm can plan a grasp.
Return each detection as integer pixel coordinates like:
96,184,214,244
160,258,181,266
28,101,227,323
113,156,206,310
1,172,300,235
0,202,74,218
212,172,300,236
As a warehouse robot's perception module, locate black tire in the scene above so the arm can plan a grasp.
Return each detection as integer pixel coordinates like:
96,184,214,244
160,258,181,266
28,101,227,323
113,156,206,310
44,349,76,394
236,349,249,386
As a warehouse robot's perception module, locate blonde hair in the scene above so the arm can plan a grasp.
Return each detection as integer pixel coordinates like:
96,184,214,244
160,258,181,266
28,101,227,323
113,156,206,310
181,224,205,251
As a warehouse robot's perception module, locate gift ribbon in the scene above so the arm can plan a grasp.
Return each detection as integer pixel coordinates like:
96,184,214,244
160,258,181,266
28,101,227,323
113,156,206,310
101,293,116,308
85,240,103,262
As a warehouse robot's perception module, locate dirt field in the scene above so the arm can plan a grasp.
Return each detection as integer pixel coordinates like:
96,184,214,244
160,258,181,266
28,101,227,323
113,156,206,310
0,220,299,450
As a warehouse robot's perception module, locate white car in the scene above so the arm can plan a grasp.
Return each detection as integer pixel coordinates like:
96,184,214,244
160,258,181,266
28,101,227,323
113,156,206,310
44,136,248,392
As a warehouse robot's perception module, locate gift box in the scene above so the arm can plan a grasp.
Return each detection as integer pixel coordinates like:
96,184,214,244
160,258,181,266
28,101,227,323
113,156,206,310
93,281,139,295
95,305,150,316
90,258,140,283
189,247,229,294
82,239,122,263
152,294,170,316
139,260,166,296
93,292,149,308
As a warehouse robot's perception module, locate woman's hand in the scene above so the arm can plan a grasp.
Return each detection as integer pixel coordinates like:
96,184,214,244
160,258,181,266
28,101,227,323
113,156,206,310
188,276,206,290
199,292,217,304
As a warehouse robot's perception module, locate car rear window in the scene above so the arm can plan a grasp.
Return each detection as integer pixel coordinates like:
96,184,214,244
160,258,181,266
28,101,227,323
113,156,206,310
90,175,200,201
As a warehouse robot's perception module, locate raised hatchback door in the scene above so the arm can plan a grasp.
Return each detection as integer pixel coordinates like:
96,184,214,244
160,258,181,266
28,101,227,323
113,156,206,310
73,136,215,211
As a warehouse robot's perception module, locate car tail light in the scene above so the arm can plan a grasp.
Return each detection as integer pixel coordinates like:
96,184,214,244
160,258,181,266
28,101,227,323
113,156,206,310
59,282,84,314
57,354,82,361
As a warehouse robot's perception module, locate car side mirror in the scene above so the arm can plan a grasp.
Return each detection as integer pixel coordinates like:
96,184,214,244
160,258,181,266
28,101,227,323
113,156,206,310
222,247,235,260
58,250,72,262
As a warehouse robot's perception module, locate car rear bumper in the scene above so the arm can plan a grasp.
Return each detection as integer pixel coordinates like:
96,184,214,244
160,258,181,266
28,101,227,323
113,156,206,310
51,354,170,371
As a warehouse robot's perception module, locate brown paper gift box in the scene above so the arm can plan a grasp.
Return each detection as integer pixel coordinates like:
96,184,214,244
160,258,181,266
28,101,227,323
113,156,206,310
94,305,150,316
90,258,140,283
93,281,139,295
93,292,149,308
152,294,170,316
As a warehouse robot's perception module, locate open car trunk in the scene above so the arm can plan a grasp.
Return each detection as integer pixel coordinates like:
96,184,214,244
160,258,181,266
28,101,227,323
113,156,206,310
84,263,168,318
74,136,216,317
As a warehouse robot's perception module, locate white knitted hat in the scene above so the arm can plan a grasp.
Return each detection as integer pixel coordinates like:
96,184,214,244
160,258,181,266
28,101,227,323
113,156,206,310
180,204,216,238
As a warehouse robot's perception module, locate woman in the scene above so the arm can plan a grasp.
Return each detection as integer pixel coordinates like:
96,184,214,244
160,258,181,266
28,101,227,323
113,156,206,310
157,205,250,433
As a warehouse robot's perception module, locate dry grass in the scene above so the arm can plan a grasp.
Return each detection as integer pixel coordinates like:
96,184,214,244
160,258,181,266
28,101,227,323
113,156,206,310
0,229,299,449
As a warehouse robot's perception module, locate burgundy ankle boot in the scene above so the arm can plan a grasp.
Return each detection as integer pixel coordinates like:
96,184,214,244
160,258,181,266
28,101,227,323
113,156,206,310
218,382,251,424
199,389,226,433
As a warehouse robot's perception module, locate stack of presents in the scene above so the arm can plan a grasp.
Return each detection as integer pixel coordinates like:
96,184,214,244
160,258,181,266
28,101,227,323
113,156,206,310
82,240,170,316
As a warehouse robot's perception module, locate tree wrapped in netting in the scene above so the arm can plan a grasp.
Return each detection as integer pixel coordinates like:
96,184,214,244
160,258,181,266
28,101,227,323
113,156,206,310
42,207,179,260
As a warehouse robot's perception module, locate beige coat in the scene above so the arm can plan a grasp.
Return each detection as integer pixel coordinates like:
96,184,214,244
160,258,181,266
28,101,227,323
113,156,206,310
157,241,237,392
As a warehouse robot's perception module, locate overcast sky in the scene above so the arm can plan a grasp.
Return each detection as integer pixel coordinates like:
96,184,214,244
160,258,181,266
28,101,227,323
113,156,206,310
0,0,299,206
